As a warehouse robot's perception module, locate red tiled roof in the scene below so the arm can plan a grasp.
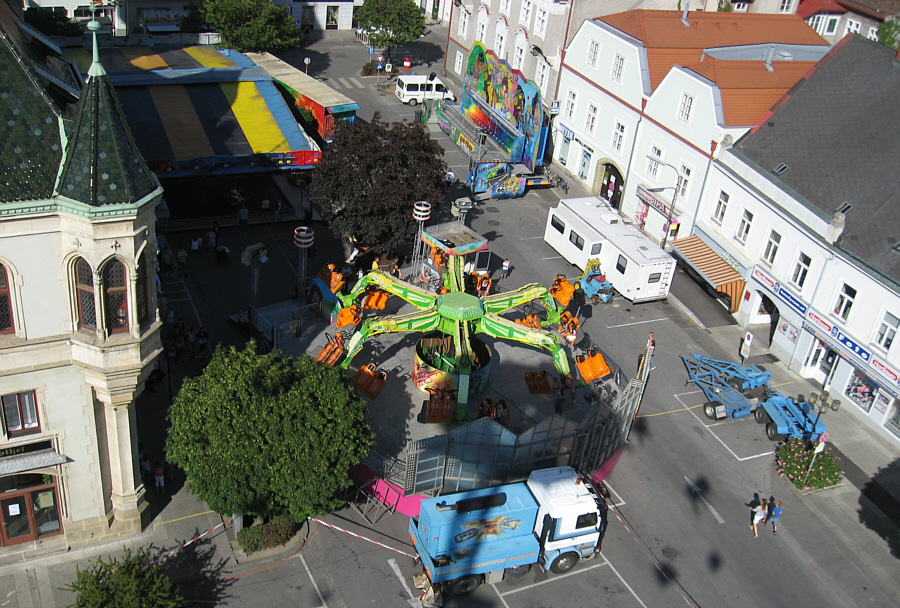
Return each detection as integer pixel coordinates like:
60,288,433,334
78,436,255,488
797,0,847,19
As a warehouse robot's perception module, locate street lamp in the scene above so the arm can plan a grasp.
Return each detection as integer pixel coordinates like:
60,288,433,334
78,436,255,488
304,57,310,74
646,155,680,249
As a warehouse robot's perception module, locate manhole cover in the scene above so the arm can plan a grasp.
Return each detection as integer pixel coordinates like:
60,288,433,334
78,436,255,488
488,220,501,226
484,206,500,213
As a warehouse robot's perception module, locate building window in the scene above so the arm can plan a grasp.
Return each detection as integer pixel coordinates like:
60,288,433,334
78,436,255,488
825,17,839,34
564,89,577,119
0,263,12,333
732,2,748,11
833,283,857,321
520,0,533,26
458,10,469,38
535,60,548,94
646,145,662,179
584,103,598,134
499,0,510,16
136,258,149,326
494,22,507,59
611,121,626,154
676,164,692,199
867,26,879,41
876,312,898,351
677,92,694,124
712,191,728,225
513,40,526,69
104,259,129,334
534,8,548,37
762,230,781,265
610,53,625,83
454,51,464,75
779,0,793,13
586,40,599,68
2,390,39,436
808,15,823,32
476,9,487,42
791,252,811,288
846,19,860,34
735,209,753,244
75,258,97,330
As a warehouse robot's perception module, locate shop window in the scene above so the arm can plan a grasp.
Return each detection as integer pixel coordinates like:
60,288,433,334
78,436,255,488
833,283,856,321
558,136,570,166
0,263,12,333
104,259,129,334
75,258,96,330
875,311,898,351
2,390,39,437
845,370,875,412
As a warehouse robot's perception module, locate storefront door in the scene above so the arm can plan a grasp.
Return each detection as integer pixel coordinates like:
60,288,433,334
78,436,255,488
0,479,62,546
806,340,838,388
1,495,31,544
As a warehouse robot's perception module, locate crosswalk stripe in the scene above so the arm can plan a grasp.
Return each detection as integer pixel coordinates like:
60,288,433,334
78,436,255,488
348,77,364,88
336,77,351,88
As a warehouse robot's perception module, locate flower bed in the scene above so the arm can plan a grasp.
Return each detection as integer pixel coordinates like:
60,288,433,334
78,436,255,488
236,516,300,554
775,438,843,491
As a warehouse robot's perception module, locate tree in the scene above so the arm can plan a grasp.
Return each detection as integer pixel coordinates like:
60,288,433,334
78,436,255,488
356,0,425,61
24,8,83,37
311,114,448,254
201,0,301,53
877,17,900,51
64,548,181,608
166,343,373,520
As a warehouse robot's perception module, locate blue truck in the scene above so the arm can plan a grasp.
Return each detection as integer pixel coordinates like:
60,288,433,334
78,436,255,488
409,467,608,599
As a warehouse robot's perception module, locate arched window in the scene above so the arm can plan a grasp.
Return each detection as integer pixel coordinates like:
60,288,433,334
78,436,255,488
75,258,96,330
513,29,528,70
494,19,508,60
0,263,12,334
476,6,488,42
136,256,149,327
104,259,129,333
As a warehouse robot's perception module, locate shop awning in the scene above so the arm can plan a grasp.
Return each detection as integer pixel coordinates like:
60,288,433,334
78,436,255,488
670,235,745,312
0,449,69,475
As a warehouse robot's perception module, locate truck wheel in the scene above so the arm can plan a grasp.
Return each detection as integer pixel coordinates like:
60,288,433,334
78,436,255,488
766,422,783,441
703,402,718,420
505,564,531,578
408,98,418,106
450,574,480,595
754,407,768,424
550,552,579,574
592,295,600,305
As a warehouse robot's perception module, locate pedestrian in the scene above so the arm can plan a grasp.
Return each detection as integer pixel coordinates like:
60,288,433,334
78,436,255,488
391,264,402,279
206,227,217,254
750,498,767,538
196,327,209,359
140,455,152,488
176,248,187,277
186,326,197,359
769,501,783,535
501,258,511,280
273,200,282,220
238,204,249,234
153,461,166,494
173,320,186,361
191,235,201,253
647,332,656,355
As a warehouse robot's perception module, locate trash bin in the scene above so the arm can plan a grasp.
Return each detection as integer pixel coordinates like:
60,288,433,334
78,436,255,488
572,287,586,308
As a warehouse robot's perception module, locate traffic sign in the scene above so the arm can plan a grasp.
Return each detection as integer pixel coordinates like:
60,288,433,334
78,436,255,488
369,45,375,55
740,332,753,360
376,62,384,71
814,441,826,454
376,55,384,62
819,432,829,443
385,63,392,72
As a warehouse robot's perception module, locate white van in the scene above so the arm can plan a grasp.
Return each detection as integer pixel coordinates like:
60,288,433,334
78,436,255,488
544,197,676,303
395,75,456,105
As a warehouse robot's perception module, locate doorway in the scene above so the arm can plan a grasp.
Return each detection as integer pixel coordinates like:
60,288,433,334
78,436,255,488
805,340,838,389
0,475,62,546
598,163,624,209
326,6,339,29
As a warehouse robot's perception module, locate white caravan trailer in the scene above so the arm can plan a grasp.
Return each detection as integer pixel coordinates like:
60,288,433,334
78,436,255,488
543,197,676,303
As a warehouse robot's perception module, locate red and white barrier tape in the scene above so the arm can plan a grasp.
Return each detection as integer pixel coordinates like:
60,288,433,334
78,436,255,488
309,517,417,559
149,515,237,566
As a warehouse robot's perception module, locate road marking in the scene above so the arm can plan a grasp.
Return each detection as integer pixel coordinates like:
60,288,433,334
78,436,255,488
388,558,419,607
606,318,668,329
336,77,351,88
675,393,774,462
541,255,563,260
684,475,726,524
299,553,328,608
605,555,650,608
153,510,214,526
490,582,514,608
500,560,609,596
348,77,364,88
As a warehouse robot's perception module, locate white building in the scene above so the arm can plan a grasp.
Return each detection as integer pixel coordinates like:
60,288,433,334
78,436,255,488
799,0,900,46
552,10,829,311
692,35,900,442
1,5,163,553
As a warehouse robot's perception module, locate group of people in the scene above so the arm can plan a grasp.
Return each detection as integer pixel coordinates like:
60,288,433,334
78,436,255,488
750,498,784,537
169,320,209,362
138,442,171,495
477,397,509,424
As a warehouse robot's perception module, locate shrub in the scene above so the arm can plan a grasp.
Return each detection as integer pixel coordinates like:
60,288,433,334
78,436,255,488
236,516,300,554
775,438,843,491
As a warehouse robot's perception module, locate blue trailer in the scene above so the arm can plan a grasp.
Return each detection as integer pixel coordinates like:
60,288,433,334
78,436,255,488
681,354,826,441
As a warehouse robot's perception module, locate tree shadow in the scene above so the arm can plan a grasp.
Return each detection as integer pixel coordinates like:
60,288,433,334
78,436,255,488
277,48,333,79
152,534,234,606
857,458,900,559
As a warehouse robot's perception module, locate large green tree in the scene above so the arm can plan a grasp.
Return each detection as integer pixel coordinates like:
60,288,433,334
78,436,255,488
357,0,425,60
201,0,301,53
312,114,448,254
166,343,373,520
64,548,181,608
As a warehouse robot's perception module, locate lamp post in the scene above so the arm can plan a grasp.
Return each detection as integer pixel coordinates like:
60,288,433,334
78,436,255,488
304,57,310,74
293,226,314,304
646,155,680,249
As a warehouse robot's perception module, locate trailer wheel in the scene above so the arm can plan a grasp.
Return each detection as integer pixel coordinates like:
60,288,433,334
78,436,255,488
754,407,769,424
592,295,601,305
703,402,718,420
450,575,481,595
550,552,579,574
766,422,783,441
573,281,582,290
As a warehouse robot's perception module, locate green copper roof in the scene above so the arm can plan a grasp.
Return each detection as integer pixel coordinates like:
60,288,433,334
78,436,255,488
0,28,64,203
436,291,485,321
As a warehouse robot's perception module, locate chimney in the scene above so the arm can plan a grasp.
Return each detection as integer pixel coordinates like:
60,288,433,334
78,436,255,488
682,1,691,27
827,211,845,244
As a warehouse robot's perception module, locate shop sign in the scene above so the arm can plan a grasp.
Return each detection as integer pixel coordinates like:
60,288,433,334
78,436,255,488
0,439,54,460
832,328,870,362
574,137,593,153
636,185,671,216
752,267,807,314
558,123,574,140
871,357,900,386
806,310,832,333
